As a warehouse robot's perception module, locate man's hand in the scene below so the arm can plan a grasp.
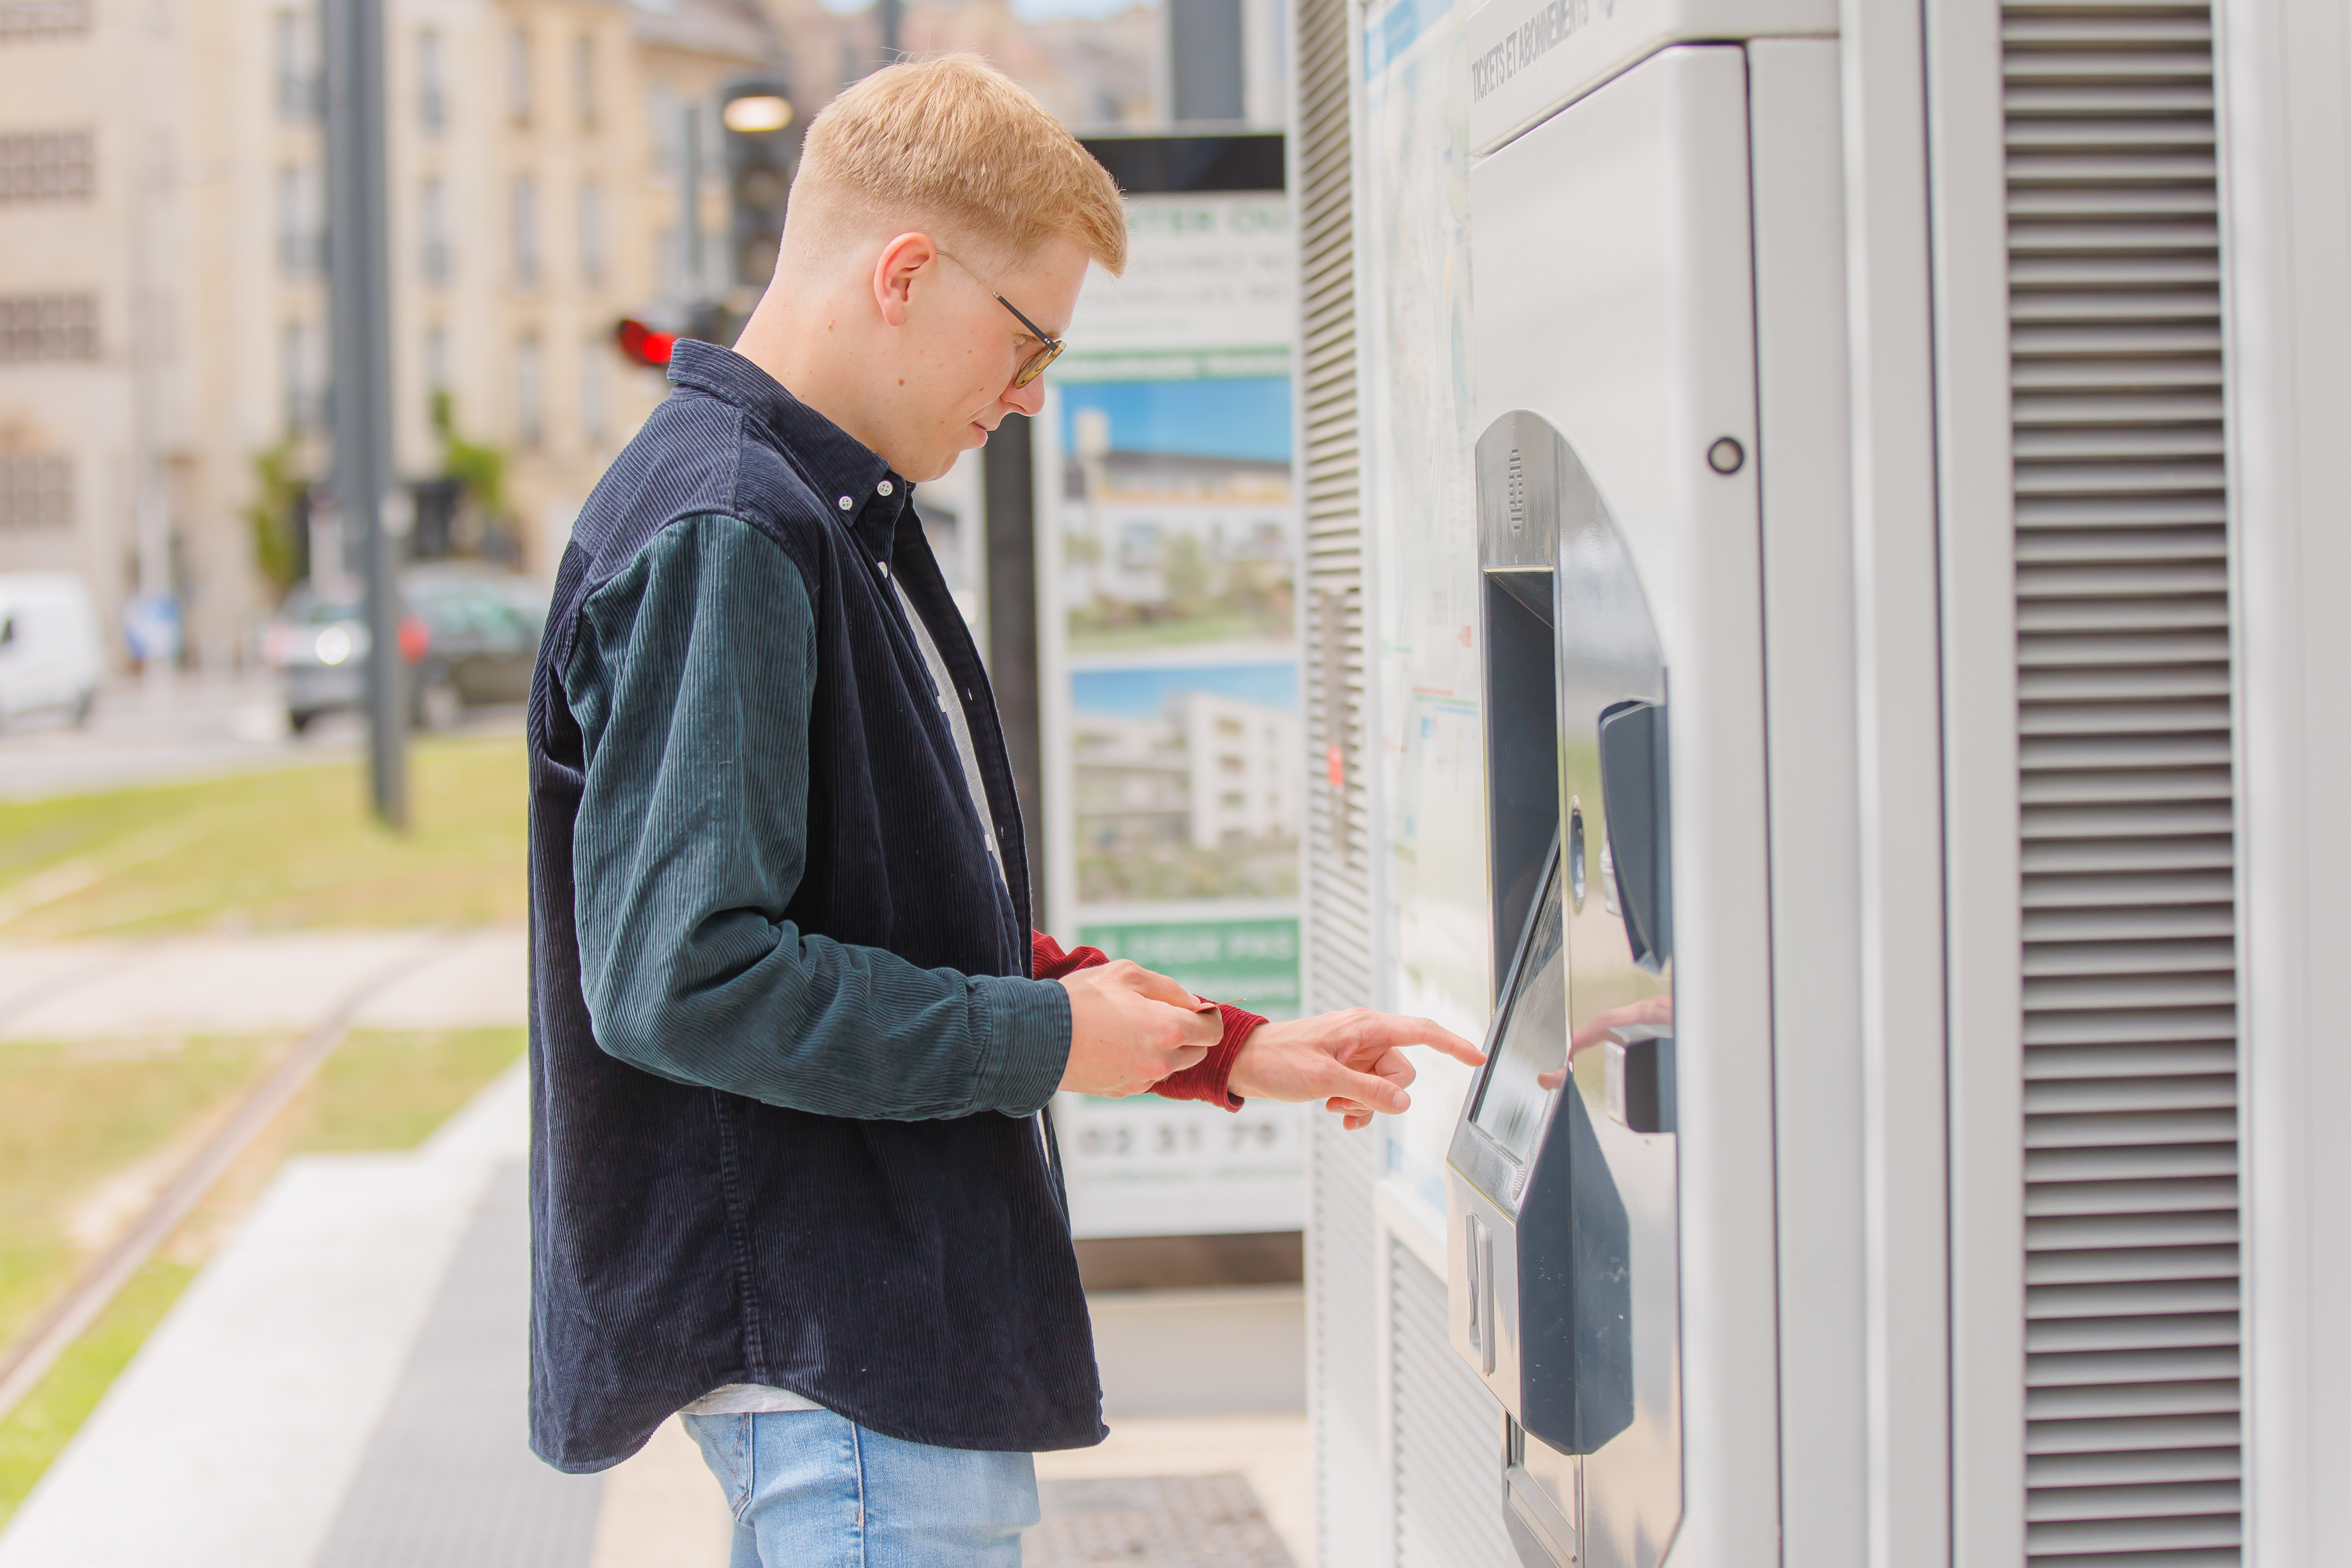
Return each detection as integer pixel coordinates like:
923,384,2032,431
1536,995,1673,1090
1058,960,1223,1097
1228,1009,1485,1132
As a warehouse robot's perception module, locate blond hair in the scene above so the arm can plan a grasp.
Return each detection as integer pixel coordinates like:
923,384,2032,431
794,55,1128,276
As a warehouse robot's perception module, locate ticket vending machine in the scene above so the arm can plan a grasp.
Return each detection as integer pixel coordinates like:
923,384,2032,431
1447,416,1681,1567
1445,26,1832,1568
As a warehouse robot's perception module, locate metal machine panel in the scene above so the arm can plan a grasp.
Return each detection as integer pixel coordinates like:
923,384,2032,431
1462,0,1833,155
1450,41,1779,1568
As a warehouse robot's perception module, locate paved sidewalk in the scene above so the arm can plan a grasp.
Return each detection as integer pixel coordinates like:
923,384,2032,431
0,927,528,1040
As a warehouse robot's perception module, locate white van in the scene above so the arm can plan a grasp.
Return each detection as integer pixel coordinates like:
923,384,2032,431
0,574,103,728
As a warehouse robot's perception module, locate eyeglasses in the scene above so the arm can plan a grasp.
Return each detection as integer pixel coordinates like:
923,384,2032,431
938,250,1065,390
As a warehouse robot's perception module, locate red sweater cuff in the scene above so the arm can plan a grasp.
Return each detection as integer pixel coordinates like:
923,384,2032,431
1031,931,1262,1112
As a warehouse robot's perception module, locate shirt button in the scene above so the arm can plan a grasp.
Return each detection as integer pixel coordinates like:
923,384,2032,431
877,480,894,496
837,495,853,511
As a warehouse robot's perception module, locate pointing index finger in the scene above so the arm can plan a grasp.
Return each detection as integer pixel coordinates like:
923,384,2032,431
1372,1015,1484,1067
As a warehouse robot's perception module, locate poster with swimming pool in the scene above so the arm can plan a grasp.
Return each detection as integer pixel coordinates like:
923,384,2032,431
1039,190,1309,1239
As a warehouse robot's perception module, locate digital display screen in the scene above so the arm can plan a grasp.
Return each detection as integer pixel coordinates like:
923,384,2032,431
1471,847,1567,1161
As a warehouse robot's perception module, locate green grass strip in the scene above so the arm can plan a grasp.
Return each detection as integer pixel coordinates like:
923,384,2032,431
0,1257,196,1529
0,736,527,942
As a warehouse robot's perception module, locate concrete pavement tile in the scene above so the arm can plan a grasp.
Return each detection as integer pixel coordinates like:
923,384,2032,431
588,1419,737,1568
1088,1287,1306,1416
308,1165,602,1567
0,944,132,1033
353,927,527,1032
0,931,444,1040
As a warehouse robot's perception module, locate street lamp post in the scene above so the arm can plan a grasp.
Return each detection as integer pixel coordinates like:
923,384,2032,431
324,0,408,830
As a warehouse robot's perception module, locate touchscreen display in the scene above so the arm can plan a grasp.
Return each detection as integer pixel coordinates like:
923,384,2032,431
1471,847,1568,1160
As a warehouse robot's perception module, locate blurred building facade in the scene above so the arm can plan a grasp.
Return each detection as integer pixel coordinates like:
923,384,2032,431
769,0,1164,133
0,0,775,672
0,0,1177,674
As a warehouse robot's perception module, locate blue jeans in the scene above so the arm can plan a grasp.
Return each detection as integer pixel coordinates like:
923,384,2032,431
682,1409,1040,1567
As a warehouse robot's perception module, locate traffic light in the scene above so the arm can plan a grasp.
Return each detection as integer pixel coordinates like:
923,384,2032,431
614,317,677,367
720,78,798,293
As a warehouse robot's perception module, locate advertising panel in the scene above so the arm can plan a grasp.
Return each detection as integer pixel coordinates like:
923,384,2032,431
1040,191,1310,1238
1358,0,1495,1218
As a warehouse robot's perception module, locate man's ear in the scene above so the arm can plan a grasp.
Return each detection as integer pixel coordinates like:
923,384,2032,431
872,231,937,329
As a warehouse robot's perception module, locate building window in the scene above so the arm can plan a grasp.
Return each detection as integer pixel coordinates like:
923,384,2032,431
0,450,71,529
645,86,679,178
420,177,450,285
0,130,94,202
515,334,543,448
417,29,446,135
572,34,596,133
276,165,325,276
423,322,449,428
506,26,531,125
423,322,449,395
282,319,324,434
0,292,96,359
0,0,91,41
580,331,607,448
510,175,538,287
273,11,321,120
577,178,603,288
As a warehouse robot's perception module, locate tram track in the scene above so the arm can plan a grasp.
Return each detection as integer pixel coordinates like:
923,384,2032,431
0,935,460,1425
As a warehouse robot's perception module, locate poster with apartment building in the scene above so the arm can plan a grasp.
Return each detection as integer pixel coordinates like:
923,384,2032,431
1039,187,1308,1238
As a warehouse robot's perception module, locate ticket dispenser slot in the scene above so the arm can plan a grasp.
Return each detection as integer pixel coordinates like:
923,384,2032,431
1449,410,1682,1568
1486,567,1560,975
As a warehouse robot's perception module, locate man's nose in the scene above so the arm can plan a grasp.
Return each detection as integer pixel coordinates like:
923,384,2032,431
1004,377,1046,419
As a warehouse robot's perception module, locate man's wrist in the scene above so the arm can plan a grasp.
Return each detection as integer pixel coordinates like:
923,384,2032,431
1150,1005,1260,1111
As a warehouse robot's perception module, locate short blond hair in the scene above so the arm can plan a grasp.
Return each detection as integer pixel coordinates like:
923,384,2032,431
795,55,1128,276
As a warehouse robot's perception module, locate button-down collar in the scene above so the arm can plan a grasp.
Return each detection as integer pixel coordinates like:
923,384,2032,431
667,339,910,563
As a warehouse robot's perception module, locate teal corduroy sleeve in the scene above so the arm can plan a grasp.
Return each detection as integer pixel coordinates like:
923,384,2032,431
564,513,1070,1119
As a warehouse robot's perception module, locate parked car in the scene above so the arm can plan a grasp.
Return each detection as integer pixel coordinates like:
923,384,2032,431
262,563,544,733
0,573,103,730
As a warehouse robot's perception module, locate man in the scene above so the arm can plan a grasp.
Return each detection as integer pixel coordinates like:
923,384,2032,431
527,55,1481,1564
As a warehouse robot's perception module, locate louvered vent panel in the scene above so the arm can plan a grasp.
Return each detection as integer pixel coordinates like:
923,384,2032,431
1393,1248,1517,1568
1310,1115,1384,1563
1296,1,1385,1560
1296,0,1373,1016
2005,1,2241,1561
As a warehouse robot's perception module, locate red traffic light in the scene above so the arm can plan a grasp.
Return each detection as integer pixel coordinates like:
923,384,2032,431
615,317,678,367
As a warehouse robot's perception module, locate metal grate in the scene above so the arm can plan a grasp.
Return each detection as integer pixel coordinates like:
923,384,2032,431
1393,1248,1516,1568
1296,0,1372,1018
1027,1474,1296,1566
2004,1,2241,1561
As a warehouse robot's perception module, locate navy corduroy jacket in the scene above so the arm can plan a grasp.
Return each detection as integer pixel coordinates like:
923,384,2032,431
526,343,1102,1470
